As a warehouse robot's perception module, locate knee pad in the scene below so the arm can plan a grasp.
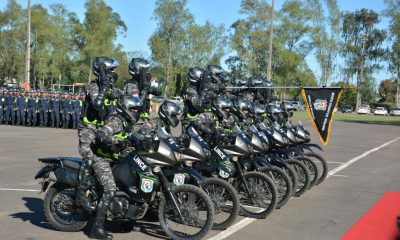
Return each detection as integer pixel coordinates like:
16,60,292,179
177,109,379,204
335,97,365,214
103,190,116,204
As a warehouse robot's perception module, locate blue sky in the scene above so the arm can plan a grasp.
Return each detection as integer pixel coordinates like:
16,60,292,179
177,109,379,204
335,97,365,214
1,0,393,83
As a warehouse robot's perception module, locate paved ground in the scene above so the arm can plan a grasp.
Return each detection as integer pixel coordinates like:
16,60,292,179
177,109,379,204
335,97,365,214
0,121,399,240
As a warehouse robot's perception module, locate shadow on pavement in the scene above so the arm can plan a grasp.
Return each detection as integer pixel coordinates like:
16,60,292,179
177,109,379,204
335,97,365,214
340,119,400,126
9,197,53,230
10,197,170,239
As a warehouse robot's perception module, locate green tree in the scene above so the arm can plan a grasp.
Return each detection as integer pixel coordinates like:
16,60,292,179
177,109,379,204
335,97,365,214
0,0,26,83
341,9,386,107
330,81,357,107
71,0,127,83
384,0,400,107
149,0,193,97
378,79,396,103
308,0,341,85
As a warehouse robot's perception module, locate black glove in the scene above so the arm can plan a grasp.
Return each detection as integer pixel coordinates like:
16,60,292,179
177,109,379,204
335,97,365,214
218,83,225,92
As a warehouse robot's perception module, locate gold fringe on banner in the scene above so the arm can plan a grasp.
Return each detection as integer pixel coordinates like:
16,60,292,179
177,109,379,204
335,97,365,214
301,88,343,146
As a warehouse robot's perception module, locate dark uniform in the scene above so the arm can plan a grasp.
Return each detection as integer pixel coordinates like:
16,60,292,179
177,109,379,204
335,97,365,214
50,94,61,128
71,96,81,129
0,90,5,124
27,92,38,126
5,92,15,124
17,93,28,126
38,94,49,127
61,95,72,128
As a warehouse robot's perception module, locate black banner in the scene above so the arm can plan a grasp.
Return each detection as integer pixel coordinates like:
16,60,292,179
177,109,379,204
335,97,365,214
301,87,342,145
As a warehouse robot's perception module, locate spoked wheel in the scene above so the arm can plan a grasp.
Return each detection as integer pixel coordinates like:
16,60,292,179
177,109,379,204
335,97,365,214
303,152,328,185
294,156,319,189
201,177,240,230
159,184,214,240
234,172,277,219
43,185,89,232
260,166,293,209
286,159,310,197
282,164,299,194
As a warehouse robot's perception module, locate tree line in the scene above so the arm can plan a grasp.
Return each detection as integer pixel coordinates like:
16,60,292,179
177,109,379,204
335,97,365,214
0,0,399,107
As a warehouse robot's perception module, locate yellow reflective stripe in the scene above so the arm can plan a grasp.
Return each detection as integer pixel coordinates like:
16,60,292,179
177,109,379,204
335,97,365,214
79,100,83,107
140,112,149,119
25,97,29,103
83,117,104,126
104,99,116,106
204,108,211,112
113,132,127,140
186,113,197,119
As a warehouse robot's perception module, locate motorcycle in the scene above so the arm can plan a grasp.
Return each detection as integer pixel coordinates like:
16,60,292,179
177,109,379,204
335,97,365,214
35,128,215,240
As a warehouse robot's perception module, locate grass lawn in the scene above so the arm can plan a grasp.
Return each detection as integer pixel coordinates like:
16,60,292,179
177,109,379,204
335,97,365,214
292,111,400,126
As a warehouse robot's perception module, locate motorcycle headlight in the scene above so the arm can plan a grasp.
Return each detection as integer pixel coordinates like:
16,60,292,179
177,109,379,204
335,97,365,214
203,148,211,158
174,152,182,162
184,160,193,167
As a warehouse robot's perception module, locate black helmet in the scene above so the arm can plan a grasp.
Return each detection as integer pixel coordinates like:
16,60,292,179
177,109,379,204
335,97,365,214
188,67,205,85
116,95,143,123
232,98,254,119
264,80,273,87
92,56,119,77
128,58,151,76
248,76,264,87
232,77,247,87
254,104,267,116
206,65,227,82
158,101,182,128
211,97,232,119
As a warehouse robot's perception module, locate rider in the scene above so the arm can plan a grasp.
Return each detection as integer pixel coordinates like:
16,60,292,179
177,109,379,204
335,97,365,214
182,67,206,121
90,95,143,240
124,58,161,115
75,56,120,215
198,65,228,106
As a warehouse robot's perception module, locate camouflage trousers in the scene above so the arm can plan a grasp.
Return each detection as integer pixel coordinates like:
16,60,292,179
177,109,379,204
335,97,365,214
78,126,116,191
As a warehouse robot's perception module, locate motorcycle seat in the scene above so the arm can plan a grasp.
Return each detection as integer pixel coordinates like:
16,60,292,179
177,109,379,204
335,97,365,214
38,157,82,170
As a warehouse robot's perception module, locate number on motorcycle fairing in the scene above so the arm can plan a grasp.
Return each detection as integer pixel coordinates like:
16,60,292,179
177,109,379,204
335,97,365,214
219,169,230,178
141,178,154,193
173,173,185,186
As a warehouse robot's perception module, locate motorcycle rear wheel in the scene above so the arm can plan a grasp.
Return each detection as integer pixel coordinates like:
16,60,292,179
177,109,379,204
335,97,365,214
43,184,89,232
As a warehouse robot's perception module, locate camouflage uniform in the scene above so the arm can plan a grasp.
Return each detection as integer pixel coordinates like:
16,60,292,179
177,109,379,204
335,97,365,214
76,80,120,214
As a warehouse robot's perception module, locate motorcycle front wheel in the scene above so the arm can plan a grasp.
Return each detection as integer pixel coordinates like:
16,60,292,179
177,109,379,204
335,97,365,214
201,177,240,230
234,171,277,219
159,184,214,240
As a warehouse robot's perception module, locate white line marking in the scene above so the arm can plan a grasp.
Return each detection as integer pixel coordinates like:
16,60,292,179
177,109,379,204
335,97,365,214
331,174,349,178
207,136,400,240
0,187,40,192
326,136,400,179
327,161,345,164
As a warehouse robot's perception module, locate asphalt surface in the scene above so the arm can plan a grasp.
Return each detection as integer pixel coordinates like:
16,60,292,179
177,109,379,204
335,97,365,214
0,121,399,240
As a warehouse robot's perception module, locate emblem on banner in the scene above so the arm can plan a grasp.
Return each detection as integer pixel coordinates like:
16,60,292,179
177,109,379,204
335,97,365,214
313,99,328,111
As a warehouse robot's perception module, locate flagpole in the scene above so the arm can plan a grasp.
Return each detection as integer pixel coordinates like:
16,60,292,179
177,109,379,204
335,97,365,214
24,0,31,89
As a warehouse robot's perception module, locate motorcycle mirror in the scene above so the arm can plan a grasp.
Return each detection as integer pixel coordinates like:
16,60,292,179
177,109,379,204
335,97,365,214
288,111,293,117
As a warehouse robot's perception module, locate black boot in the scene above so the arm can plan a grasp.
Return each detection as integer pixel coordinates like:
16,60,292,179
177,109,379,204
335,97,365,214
75,160,96,212
90,190,115,240
76,188,96,212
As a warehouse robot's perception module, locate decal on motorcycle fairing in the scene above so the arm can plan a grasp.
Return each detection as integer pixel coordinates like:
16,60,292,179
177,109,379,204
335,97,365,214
213,146,228,161
173,173,185,186
141,178,154,193
133,155,147,171
219,169,230,178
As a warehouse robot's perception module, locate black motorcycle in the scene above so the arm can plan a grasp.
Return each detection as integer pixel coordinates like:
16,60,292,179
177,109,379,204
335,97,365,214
154,126,240,230
213,125,278,219
35,128,215,240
